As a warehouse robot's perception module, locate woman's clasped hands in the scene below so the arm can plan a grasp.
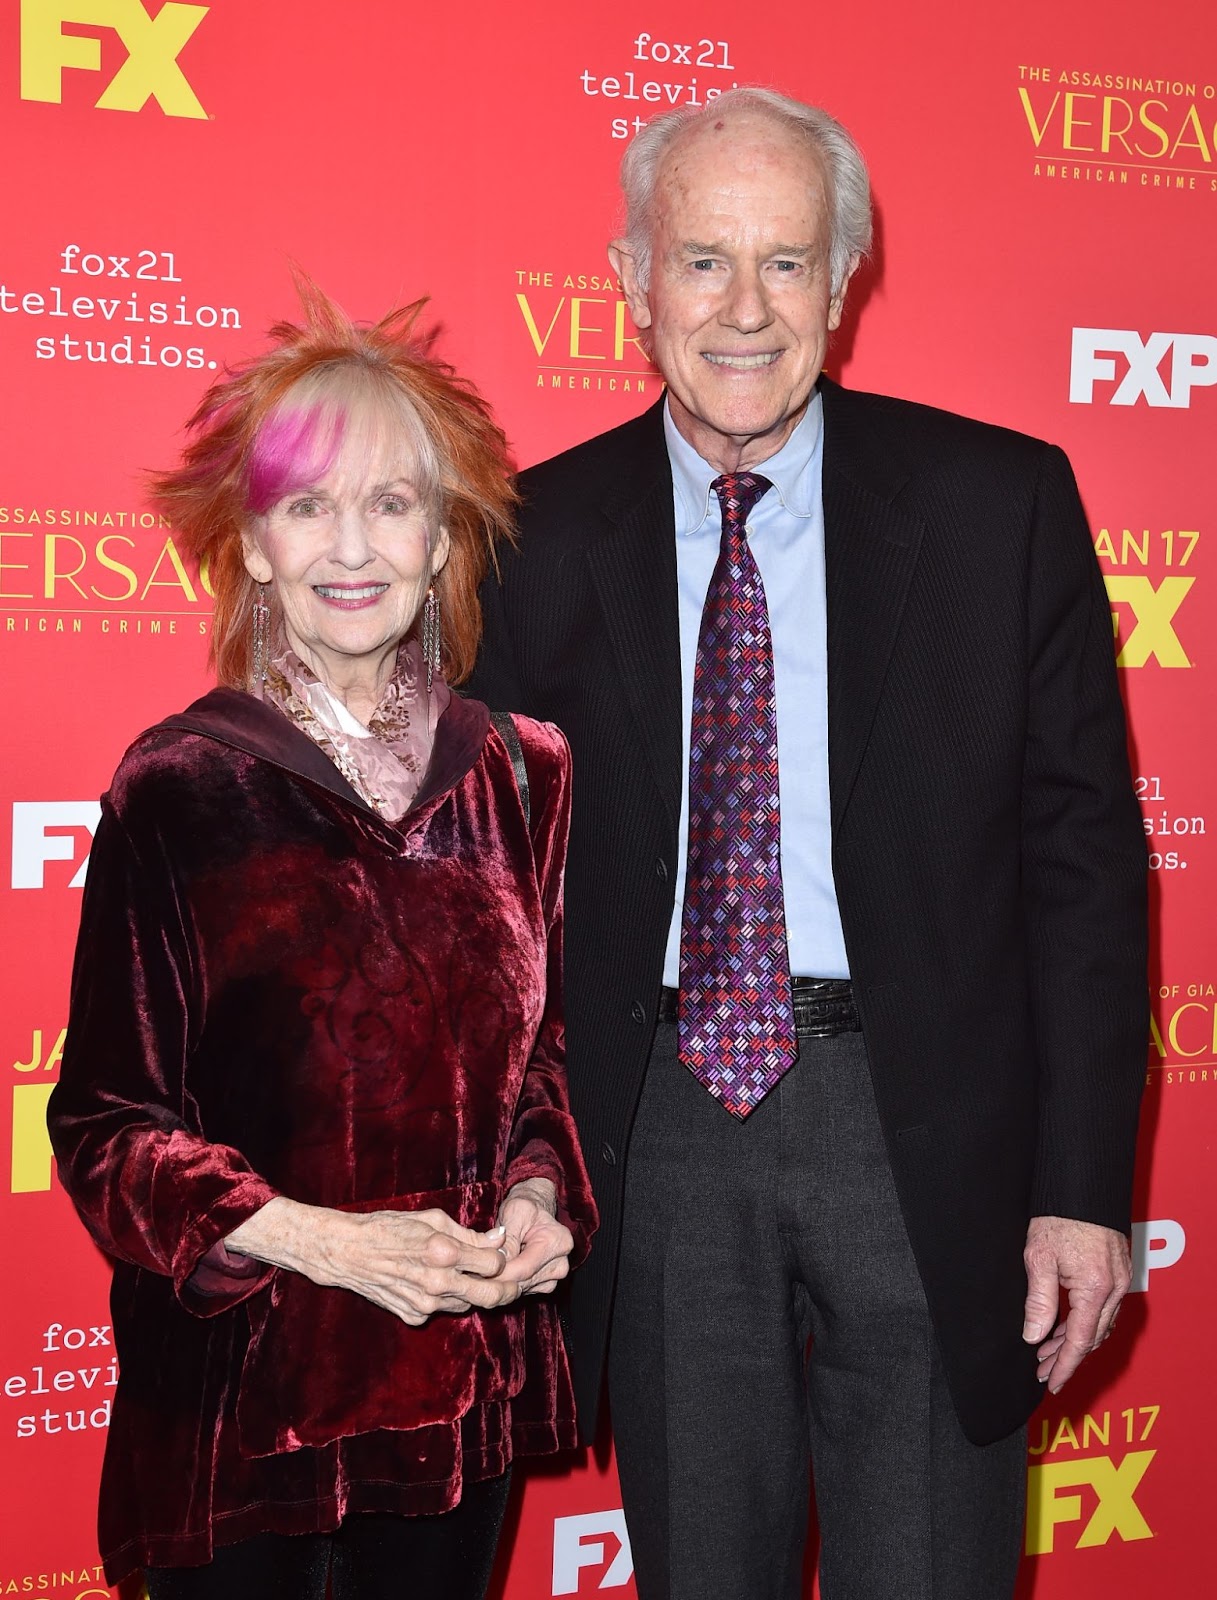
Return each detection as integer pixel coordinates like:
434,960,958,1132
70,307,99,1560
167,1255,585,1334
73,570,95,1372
226,1177,574,1328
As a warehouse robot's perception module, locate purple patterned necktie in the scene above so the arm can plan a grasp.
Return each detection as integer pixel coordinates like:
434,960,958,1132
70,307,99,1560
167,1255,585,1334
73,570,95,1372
678,472,796,1118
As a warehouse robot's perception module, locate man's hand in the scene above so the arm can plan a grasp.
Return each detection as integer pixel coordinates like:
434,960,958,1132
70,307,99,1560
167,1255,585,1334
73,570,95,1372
496,1177,574,1296
1023,1215,1131,1392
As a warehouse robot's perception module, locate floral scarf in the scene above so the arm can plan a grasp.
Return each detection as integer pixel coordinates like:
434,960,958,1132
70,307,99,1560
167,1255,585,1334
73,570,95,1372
258,639,449,821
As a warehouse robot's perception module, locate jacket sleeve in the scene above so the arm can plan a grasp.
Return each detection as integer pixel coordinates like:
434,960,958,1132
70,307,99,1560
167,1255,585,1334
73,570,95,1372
502,721,599,1265
1021,445,1149,1232
47,793,279,1315
466,561,527,711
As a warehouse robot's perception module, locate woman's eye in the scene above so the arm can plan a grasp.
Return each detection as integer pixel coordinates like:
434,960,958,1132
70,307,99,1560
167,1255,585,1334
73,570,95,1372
286,496,321,517
378,495,412,515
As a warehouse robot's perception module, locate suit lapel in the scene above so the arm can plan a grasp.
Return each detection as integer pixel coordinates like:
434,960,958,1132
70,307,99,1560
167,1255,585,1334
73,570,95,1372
583,402,684,829
821,378,925,831
577,384,924,836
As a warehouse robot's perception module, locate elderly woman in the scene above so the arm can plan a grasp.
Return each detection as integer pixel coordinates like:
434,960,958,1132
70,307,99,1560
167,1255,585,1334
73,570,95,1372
46,286,596,1600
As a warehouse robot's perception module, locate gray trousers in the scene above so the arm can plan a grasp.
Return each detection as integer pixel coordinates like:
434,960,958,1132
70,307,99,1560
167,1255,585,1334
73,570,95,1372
607,1022,1026,1600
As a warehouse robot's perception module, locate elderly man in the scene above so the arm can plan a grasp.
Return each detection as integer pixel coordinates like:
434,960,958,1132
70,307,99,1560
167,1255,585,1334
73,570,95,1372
470,88,1146,1599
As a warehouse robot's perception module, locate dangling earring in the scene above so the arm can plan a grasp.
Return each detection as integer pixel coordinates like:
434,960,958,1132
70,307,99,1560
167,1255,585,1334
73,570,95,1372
252,582,270,688
421,584,442,692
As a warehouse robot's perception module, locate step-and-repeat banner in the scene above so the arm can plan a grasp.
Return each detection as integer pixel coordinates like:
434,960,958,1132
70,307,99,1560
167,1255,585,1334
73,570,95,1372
1,2,1213,1595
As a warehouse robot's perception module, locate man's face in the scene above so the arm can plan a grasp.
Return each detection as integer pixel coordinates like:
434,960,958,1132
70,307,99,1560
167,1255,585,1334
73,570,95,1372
612,113,853,472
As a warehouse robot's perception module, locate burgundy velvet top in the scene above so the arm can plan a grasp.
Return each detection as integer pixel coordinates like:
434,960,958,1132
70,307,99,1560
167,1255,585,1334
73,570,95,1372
47,687,597,1583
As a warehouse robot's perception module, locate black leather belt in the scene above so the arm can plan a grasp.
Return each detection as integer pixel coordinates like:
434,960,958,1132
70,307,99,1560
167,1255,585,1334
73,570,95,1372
657,978,860,1037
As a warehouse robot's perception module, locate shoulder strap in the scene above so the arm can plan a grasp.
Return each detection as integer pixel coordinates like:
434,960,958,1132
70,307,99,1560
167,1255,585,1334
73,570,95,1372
489,710,530,829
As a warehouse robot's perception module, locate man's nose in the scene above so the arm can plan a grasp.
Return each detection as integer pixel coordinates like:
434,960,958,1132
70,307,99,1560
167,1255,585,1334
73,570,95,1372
720,265,772,333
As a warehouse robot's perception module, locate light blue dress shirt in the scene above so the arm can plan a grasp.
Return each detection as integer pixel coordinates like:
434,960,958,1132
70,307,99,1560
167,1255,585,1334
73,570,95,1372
662,391,850,985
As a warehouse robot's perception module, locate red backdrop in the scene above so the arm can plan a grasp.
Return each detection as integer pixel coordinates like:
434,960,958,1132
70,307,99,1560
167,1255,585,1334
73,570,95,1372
2,2,1213,1594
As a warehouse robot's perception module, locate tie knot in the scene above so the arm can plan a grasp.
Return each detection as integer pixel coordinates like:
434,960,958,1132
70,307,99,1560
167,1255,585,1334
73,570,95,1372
711,472,772,530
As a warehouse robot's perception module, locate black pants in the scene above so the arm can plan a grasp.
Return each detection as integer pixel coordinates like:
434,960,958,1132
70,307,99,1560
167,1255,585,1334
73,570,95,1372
143,1471,511,1600
608,1024,1026,1600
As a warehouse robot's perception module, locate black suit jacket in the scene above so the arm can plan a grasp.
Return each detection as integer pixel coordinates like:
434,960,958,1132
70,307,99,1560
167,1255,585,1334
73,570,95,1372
468,377,1147,1445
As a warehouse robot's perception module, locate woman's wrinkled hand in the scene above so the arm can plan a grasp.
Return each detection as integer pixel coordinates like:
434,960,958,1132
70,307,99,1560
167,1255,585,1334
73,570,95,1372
225,1197,520,1327
495,1178,574,1296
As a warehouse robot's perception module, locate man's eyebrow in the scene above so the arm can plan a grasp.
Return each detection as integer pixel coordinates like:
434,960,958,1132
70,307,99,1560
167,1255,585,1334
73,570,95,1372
679,242,815,257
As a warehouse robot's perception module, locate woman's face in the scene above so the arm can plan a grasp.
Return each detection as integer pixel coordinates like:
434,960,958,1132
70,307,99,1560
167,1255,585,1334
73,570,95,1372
242,429,449,689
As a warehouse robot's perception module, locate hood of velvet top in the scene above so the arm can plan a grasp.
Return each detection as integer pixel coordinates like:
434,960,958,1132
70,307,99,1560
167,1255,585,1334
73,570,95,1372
160,684,492,822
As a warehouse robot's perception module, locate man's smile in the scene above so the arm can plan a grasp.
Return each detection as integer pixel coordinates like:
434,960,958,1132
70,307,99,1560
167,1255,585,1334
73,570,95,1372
701,351,782,368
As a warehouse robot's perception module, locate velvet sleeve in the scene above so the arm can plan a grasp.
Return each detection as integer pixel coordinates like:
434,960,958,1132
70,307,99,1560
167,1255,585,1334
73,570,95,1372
47,789,280,1314
1021,446,1149,1232
502,721,599,1266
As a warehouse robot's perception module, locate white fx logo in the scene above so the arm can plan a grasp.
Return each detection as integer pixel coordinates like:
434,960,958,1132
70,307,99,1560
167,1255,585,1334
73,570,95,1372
552,1510,634,1594
11,802,101,888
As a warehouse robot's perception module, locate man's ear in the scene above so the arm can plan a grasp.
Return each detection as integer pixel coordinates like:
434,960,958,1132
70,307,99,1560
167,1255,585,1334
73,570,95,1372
828,253,862,332
608,240,653,330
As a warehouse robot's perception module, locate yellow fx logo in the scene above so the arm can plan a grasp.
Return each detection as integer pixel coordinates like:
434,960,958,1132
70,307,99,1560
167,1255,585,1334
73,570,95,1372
11,1083,55,1193
1026,1452,1154,1555
20,0,209,118
1104,575,1194,668
10,1028,66,1195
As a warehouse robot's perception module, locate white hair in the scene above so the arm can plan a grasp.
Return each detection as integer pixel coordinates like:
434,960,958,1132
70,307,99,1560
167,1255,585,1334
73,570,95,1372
619,87,873,298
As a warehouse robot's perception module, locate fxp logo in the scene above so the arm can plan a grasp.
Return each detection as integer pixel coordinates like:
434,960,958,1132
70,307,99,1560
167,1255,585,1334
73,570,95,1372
20,0,209,118
1070,328,1217,408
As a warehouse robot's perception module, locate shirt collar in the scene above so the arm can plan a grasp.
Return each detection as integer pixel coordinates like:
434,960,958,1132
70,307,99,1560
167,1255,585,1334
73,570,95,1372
664,386,824,536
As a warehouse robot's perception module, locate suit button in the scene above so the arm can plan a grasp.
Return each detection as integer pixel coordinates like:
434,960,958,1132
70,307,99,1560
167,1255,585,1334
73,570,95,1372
601,1142,617,1166
630,1001,647,1025
655,857,668,882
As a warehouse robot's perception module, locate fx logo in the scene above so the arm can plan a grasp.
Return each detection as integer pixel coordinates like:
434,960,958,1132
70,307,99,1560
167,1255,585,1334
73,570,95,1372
1104,575,1194,668
1025,1452,1154,1554
20,0,209,118
1070,328,1217,407
1129,1220,1185,1292
10,802,101,889
11,1081,55,1193
552,1511,634,1594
